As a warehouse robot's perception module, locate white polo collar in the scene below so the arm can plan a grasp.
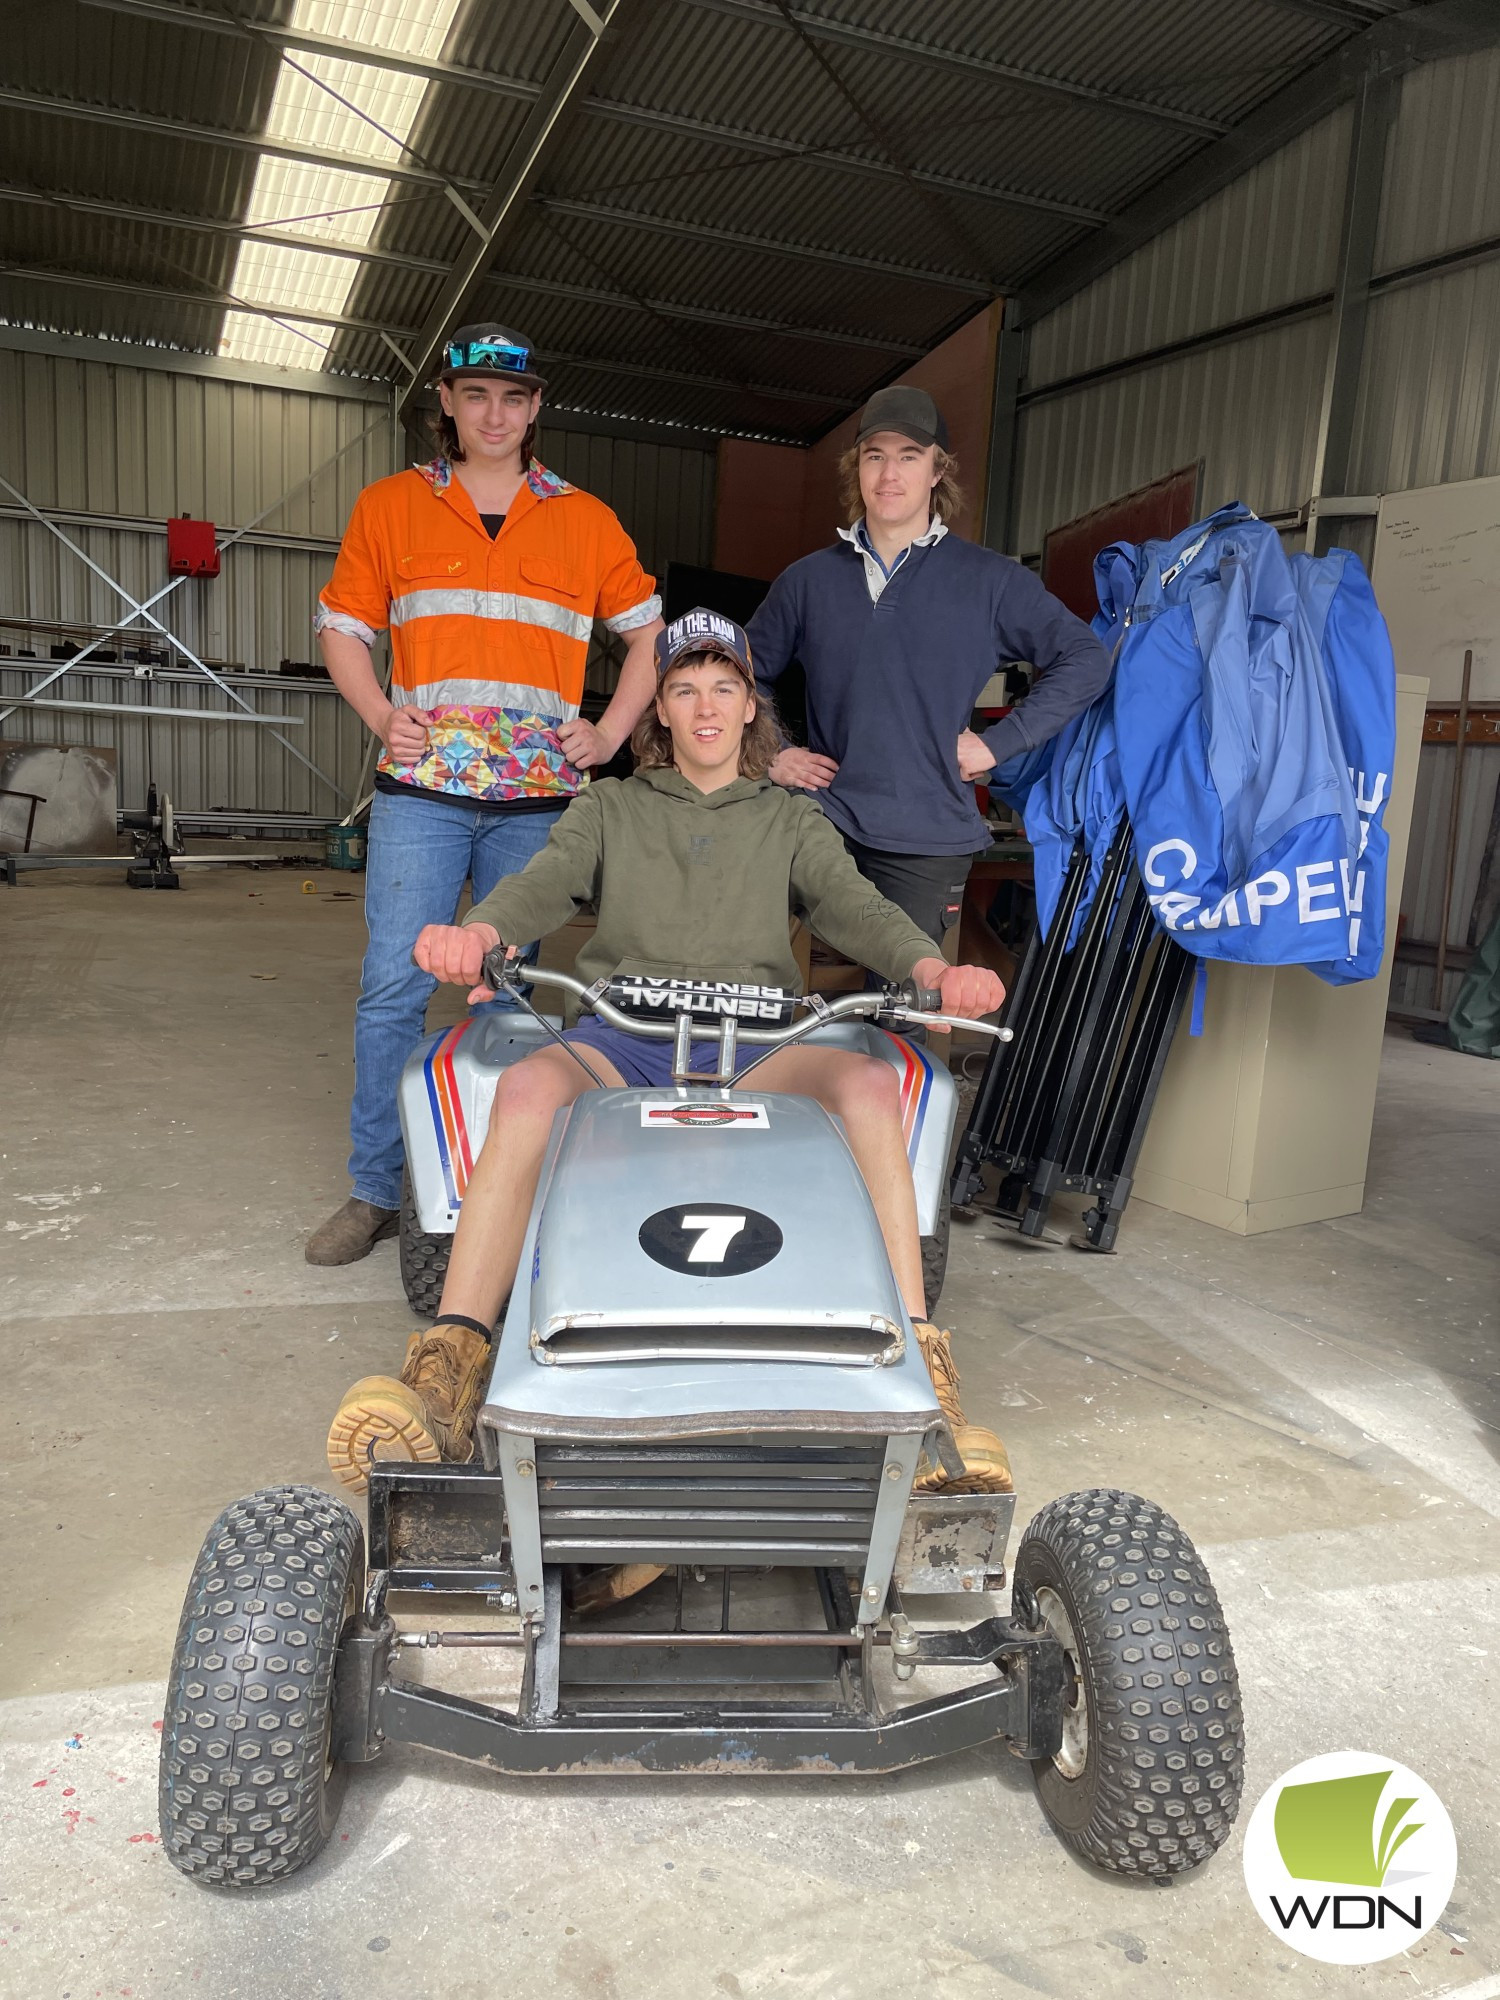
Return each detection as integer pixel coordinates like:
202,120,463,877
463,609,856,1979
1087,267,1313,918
838,515,947,601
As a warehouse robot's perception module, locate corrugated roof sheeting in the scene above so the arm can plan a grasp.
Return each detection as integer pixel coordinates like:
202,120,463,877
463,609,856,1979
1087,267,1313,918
0,0,1434,436
0,276,226,355
773,0,1352,123
1014,311,1330,558
501,204,979,347
1377,45,1500,274
1027,108,1351,389
5,0,282,135
541,124,992,286
0,117,257,229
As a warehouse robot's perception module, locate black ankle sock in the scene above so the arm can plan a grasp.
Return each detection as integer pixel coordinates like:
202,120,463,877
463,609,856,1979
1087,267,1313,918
436,1312,493,1342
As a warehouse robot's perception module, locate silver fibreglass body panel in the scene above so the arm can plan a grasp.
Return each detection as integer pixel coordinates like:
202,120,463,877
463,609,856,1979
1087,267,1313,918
399,1012,957,1235
478,1089,943,1442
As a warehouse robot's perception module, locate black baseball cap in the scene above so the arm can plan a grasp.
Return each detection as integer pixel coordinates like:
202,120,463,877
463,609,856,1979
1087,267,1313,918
654,608,755,681
856,384,948,452
438,323,546,390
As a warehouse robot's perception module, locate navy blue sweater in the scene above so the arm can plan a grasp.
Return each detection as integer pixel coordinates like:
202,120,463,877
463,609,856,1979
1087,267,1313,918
748,533,1112,855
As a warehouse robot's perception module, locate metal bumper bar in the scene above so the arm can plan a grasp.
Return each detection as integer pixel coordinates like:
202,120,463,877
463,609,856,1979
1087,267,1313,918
375,1661,1058,1775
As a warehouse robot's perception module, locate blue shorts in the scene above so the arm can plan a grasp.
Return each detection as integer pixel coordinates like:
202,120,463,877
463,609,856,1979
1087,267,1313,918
564,1015,764,1090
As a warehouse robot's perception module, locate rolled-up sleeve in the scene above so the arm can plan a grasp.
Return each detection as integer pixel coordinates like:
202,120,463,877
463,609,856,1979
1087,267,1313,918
980,564,1112,767
595,511,661,635
315,489,390,644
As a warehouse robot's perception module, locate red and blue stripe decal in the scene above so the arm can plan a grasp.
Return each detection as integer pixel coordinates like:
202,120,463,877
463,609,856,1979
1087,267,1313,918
424,1021,475,1208
885,1033,934,1164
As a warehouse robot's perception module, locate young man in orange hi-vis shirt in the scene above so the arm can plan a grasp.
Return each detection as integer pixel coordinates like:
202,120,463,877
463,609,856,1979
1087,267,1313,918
307,323,664,1266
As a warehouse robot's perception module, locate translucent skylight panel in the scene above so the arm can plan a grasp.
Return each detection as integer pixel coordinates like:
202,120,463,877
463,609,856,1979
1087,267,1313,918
243,160,390,250
295,0,462,62
217,0,462,366
231,242,358,315
220,311,335,367
263,58,414,165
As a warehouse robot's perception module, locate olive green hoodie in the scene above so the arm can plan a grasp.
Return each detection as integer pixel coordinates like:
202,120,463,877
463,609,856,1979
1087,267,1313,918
464,767,936,993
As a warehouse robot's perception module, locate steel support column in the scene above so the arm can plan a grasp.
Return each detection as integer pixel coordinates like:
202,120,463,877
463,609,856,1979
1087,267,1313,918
1306,64,1399,544
398,0,636,424
982,306,1027,559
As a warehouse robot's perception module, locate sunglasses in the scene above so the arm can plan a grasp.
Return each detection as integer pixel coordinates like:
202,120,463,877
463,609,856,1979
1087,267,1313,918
444,339,533,374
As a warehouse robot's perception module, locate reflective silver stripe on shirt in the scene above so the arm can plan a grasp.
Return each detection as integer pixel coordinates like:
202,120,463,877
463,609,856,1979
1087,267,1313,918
314,604,377,645
391,680,578,724
603,592,662,635
388,588,593,642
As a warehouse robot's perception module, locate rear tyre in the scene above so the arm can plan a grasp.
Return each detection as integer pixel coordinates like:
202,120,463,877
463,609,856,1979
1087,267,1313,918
399,1168,450,1321
159,1485,363,1887
1012,1488,1243,1878
920,1186,951,1317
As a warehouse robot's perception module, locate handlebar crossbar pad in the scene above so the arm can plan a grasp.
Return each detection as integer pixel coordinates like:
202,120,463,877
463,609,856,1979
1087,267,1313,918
606,976,798,1026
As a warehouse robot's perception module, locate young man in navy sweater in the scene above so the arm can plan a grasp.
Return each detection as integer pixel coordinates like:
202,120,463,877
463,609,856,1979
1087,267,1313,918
747,386,1111,945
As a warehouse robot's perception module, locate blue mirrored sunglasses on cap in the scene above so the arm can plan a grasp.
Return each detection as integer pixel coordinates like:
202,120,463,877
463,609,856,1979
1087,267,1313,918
444,338,533,373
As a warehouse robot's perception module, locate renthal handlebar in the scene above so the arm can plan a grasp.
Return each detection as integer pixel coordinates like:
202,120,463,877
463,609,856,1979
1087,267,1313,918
480,951,1011,1046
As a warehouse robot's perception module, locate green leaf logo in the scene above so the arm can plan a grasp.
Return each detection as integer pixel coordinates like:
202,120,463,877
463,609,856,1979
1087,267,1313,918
1273,1771,1424,1887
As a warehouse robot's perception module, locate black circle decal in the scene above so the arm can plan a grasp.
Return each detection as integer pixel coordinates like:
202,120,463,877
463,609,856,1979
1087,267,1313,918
638,1201,783,1276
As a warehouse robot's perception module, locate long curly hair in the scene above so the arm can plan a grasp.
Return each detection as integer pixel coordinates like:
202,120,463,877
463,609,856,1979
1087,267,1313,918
631,653,783,779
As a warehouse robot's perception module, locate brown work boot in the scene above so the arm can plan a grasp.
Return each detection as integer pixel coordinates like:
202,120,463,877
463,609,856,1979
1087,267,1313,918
911,1320,1014,1496
305,1196,398,1266
326,1317,492,1495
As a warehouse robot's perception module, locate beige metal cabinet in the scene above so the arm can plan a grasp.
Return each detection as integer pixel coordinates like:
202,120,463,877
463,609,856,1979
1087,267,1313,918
1132,673,1427,1235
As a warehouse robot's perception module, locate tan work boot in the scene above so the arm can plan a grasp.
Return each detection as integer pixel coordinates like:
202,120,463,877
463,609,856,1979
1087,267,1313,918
570,1563,670,1617
326,1318,492,1495
911,1320,1014,1495
306,1196,398,1266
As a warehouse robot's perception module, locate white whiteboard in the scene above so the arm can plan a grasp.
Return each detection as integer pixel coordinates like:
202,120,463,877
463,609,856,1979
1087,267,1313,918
1374,474,1500,701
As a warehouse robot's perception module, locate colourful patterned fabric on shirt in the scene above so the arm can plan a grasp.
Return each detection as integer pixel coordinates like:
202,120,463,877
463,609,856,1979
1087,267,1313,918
379,705,584,803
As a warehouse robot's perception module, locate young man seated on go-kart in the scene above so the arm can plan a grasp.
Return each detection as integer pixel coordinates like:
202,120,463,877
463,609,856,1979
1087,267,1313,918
327,608,1012,1505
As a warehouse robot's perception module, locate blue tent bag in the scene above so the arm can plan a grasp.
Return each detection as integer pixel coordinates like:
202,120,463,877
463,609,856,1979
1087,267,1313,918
996,504,1396,986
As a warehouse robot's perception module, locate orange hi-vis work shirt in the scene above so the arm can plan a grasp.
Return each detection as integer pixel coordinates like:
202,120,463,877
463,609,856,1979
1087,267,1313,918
315,456,660,806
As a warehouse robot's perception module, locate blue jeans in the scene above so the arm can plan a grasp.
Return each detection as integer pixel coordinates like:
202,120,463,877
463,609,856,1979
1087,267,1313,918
350,788,564,1209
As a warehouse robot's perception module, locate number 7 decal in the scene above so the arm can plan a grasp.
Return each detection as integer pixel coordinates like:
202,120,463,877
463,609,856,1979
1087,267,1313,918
680,1213,747,1263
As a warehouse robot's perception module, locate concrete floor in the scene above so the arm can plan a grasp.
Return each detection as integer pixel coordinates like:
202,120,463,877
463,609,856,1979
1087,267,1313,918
2,864,1497,2000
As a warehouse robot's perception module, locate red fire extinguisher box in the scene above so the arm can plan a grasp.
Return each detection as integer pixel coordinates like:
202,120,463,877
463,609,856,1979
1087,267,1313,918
166,516,220,577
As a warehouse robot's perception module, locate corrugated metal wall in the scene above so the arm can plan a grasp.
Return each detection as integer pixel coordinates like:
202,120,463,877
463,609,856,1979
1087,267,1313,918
1014,46,1500,1012
0,347,716,815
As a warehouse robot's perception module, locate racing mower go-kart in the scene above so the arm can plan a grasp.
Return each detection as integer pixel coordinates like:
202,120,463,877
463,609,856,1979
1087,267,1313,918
159,959,1245,1887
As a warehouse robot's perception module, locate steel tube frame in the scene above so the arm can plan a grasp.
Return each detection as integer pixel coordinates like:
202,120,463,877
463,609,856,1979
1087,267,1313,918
6,696,303,723
0,411,388,729
0,443,380,801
